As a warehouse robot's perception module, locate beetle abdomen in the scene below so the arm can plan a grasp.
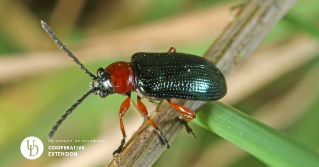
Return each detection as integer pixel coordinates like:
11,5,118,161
132,52,227,101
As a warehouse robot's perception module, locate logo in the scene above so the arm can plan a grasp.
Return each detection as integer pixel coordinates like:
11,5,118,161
20,136,44,160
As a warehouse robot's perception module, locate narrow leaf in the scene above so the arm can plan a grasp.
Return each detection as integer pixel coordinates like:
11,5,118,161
194,101,319,167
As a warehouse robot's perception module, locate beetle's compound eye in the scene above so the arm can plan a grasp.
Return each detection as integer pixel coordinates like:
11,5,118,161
99,91,107,98
97,67,105,77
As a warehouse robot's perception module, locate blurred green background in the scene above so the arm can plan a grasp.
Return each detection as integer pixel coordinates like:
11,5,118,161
0,0,318,166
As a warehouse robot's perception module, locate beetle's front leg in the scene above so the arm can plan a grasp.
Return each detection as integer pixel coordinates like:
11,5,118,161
167,99,197,138
137,96,170,148
112,95,131,157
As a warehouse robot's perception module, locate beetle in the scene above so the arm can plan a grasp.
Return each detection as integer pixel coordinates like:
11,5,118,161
41,21,227,157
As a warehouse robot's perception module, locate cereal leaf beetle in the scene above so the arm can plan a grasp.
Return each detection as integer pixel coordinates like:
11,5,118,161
41,21,227,157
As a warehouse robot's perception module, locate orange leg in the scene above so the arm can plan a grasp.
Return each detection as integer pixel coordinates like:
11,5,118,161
113,96,131,157
167,99,196,121
137,96,169,148
167,99,197,138
168,47,176,53
119,96,131,138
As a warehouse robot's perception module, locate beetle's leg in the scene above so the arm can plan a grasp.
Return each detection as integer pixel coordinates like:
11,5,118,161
180,120,196,138
167,100,196,120
167,99,196,138
137,96,170,148
168,47,176,53
112,95,131,157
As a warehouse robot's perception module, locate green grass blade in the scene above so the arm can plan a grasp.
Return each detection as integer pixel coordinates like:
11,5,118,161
194,101,319,167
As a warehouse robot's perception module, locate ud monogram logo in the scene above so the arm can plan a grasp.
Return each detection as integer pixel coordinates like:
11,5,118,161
20,136,44,160
27,140,38,156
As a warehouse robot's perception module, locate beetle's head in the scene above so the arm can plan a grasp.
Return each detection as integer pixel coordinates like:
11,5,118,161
90,67,113,98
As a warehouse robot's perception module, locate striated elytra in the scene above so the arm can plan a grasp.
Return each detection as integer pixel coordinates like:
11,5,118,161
132,52,227,101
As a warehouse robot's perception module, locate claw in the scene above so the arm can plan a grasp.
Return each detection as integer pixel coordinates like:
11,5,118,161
157,129,170,148
180,120,196,138
112,138,125,157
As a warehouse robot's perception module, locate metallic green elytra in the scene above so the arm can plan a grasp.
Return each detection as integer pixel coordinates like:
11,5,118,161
131,52,227,101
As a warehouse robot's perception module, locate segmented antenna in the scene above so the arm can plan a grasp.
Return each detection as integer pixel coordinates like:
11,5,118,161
41,20,96,80
48,88,96,139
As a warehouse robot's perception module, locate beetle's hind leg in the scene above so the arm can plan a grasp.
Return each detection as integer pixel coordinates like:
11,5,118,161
167,99,197,138
180,120,196,138
113,95,131,157
137,96,170,148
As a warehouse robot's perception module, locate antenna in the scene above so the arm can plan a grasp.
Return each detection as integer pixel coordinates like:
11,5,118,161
41,21,97,138
48,88,96,139
41,20,96,80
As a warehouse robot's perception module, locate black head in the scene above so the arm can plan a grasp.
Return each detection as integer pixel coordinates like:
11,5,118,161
90,67,114,98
